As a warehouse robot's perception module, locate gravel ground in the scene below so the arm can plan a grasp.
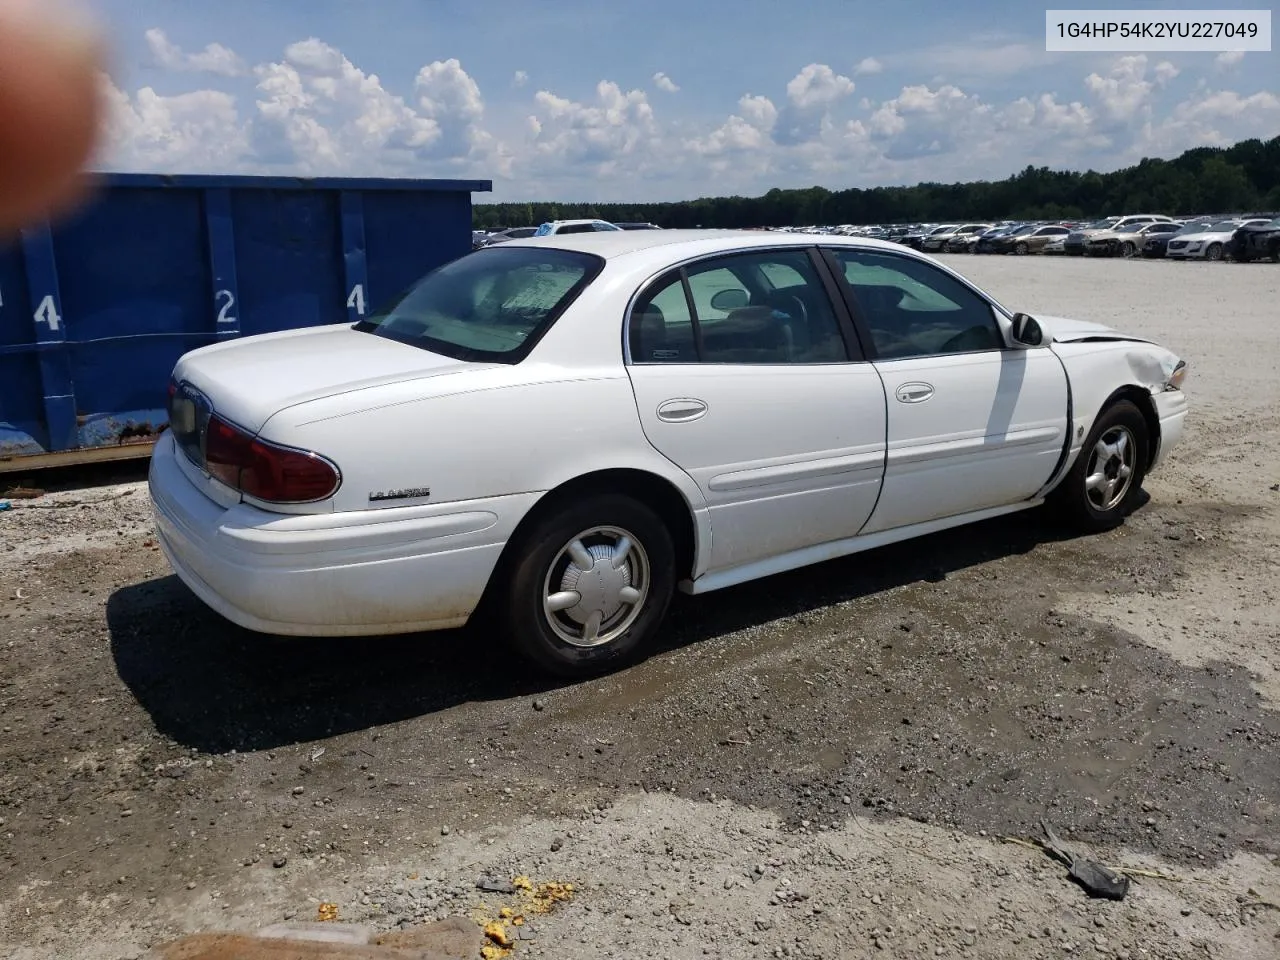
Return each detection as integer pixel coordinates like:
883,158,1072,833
1,254,1278,959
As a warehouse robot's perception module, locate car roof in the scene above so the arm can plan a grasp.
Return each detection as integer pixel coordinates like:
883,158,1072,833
499,228,912,261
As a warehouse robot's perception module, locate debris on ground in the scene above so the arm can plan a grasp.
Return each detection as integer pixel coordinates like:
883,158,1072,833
0,485,43,500
1002,821,1131,900
150,918,480,959
317,902,340,922
476,875,516,894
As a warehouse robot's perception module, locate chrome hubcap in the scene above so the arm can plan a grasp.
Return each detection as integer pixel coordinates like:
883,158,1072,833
1084,425,1136,511
542,526,649,648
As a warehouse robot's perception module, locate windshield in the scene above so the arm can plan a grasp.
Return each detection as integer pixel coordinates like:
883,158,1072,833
354,246,604,362
1175,222,1211,234
928,226,954,235
1208,220,1241,232
1085,219,1118,229
1011,224,1035,235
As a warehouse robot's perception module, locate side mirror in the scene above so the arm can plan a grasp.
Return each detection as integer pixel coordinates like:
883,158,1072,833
709,288,749,311
1010,312,1045,347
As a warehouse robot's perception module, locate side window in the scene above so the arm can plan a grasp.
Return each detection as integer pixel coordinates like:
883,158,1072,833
627,249,849,364
830,249,1004,360
687,250,848,363
685,266,745,322
628,270,698,363
759,261,805,289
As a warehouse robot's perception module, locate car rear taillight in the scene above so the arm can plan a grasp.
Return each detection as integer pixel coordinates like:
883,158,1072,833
204,415,341,503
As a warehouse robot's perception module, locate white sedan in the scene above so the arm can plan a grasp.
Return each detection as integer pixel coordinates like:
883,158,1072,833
149,231,1189,676
1166,218,1270,260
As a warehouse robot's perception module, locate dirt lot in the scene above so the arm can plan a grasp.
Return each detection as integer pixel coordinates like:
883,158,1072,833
2,254,1278,959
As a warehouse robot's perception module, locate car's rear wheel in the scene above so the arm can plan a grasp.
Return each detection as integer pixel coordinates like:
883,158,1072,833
1049,400,1149,532
1206,242,1224,261
499,494,675,677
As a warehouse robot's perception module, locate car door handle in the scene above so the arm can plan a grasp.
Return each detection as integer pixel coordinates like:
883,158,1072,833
656,398,709,422
895,382,934,403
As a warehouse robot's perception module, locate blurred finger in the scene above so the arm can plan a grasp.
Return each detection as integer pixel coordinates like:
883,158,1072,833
0,0,105,234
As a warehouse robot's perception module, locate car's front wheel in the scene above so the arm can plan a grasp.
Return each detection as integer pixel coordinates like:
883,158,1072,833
1206,242,1224,261
1050,400,1150,532
1014,241,1028,255
1120,240,1136,258
499,494,676,677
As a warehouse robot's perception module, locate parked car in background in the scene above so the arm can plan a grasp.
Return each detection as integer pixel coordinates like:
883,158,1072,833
900,225,951,250
1086,221,1182,258
149,230,1190,677
973,224,1028,253
477,226,539,247
615,222,663,230
533,219,625,236
1228,217,1280,262
1064,215,1174,256
992,224,1071,255
944,224,996,253
1142,221,1212,259
921,223,989,252
1166,219,1270,260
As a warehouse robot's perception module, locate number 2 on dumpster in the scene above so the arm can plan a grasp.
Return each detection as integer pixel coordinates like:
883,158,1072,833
215,289,236,325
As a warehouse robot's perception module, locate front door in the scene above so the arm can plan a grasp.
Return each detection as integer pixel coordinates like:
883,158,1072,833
821,246,1069,534
625,246,887,574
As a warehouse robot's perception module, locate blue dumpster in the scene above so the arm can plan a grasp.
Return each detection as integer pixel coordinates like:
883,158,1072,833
0,173,491,471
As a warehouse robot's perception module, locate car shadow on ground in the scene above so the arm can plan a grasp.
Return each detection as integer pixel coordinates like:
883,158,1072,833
106,504,1109,754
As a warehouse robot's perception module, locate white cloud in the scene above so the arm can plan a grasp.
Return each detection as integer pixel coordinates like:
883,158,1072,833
522,80,659,185
854,57,883,76
1215,50,1245,70
1084,54,1156,124
1153,61,1179,85
144,28,247,78
771,63,855,146
100,76,248,171
653,71,680,93
512,70,529,87
785,63,855,108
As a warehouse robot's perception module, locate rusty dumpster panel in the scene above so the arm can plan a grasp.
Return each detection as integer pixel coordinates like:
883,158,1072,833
0,172,491,470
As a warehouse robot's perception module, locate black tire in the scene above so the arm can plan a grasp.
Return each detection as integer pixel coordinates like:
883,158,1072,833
1049,400,1150,532
1120,241,1136,258
1206,242,1223,261
1014,241,1028,255
497,493,675,677
1270,242,1280,263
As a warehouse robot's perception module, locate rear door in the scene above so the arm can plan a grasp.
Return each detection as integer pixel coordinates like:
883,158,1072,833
625,246,887,574
821,245,1069,534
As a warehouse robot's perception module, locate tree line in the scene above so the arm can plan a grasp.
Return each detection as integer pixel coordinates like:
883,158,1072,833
472,135,1280,229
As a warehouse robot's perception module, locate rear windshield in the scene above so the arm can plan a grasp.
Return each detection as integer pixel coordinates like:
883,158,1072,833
354,246,604,362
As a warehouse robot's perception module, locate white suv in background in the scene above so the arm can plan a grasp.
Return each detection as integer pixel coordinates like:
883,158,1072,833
533,219,623,236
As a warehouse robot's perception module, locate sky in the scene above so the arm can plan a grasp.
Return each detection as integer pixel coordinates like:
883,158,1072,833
87,0,1279,203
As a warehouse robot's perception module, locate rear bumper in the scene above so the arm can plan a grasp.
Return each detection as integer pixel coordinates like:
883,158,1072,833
148,434,535,636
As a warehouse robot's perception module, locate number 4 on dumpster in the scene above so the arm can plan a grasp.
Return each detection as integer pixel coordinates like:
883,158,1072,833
34,295,61,333
347,283,366,315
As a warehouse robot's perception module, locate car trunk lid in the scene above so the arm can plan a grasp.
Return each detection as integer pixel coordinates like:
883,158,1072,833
170,324,492,435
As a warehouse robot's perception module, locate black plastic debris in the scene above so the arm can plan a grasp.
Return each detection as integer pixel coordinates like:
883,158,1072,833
476,875,516,894
1040,820,1131,901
